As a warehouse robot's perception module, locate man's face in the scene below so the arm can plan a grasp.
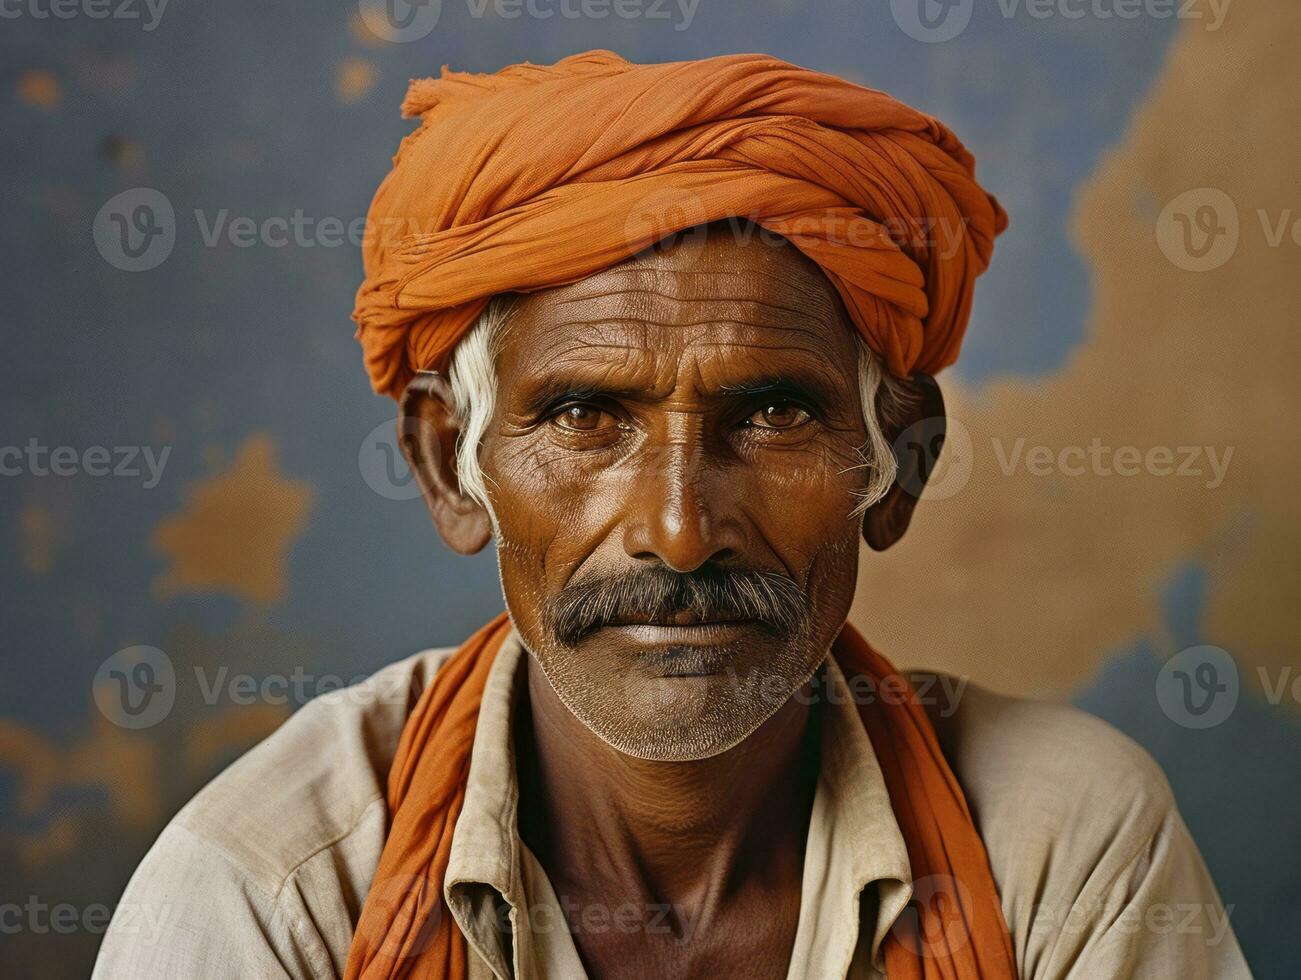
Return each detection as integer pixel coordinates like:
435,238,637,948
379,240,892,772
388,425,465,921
479,226,871,761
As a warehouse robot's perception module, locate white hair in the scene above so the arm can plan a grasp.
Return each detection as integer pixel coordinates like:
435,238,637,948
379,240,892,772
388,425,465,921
447,296,915,523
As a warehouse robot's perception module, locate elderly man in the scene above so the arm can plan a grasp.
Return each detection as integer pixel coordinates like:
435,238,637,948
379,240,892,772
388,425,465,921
95,52,1247,979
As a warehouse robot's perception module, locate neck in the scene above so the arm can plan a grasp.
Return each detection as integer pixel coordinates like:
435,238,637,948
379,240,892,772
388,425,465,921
516,654,821,909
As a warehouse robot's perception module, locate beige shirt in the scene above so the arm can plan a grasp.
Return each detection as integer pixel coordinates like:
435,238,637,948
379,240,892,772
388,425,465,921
93,630,1251,979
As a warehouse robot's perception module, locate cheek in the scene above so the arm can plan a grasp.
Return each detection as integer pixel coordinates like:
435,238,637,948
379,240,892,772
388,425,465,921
743,442,865,628
484,428,642,547
745,440,867,549
480,438,610,632
802,527,862,632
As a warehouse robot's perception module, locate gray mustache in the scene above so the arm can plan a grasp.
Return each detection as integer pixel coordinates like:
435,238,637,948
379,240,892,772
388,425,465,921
546,565,807,646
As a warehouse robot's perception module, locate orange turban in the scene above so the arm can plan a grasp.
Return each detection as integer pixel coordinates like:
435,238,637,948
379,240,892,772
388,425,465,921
354,50,1007,399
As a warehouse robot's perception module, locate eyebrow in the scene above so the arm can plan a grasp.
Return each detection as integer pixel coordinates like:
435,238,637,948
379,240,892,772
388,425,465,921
716,372,849,416
515,363,852,418
515,376,650,417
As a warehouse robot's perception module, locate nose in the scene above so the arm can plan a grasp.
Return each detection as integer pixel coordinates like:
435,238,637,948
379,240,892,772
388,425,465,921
621,430,747,572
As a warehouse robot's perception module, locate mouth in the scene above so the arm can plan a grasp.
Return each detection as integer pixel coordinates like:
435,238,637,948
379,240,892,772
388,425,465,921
606,619,754,642
605,608,757,630
598,613,764,675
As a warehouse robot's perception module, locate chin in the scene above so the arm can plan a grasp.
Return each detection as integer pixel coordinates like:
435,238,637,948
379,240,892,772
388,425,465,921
597,718,753,763
581,675,787,762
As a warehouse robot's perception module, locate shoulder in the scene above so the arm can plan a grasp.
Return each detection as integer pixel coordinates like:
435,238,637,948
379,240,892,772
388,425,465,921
913,673,1182,914
94,647,457,979
171,645,458,892
918,673,1176,837
914,675,1234,968
909,677,1250,976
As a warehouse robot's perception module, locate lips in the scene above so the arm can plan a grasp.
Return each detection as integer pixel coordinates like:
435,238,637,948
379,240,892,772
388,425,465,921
602,620,761,656
607,608,747,628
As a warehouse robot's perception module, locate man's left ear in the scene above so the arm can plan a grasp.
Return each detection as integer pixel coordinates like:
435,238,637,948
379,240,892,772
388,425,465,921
862,373,946,552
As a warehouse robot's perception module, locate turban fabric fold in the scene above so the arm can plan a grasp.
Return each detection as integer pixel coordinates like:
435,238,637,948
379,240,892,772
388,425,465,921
354,50,1006,398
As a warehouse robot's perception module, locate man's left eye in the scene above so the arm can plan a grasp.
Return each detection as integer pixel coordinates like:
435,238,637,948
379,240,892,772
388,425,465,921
747,400,812,430
551,404,612,432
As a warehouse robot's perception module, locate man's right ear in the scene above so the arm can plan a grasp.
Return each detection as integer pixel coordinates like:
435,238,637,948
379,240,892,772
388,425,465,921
398,371,493,555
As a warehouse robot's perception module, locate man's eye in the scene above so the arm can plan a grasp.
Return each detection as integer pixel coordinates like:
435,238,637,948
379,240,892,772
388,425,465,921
747,400,812,430
551,404,611,432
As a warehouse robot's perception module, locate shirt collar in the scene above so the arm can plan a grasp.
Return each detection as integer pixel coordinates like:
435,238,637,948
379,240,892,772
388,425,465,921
443,630,529,978
444,628,914,978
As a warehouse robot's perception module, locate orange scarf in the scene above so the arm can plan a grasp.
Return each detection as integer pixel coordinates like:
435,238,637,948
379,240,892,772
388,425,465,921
344,615,1017,979
354,51,1006,399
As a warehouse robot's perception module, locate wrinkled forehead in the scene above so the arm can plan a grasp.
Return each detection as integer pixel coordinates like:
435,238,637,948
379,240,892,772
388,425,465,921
494,224,862,395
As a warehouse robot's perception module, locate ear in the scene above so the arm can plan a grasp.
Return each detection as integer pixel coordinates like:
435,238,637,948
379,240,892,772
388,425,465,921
399,371,493,555
862,373,946,552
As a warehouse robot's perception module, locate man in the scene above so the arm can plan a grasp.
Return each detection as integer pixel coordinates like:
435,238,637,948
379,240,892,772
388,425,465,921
95,52,1248,979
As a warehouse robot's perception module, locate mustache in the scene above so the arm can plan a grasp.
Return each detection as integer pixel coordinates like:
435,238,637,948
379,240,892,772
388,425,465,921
545,564,808,646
